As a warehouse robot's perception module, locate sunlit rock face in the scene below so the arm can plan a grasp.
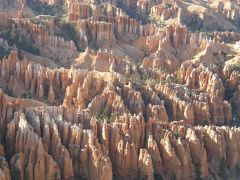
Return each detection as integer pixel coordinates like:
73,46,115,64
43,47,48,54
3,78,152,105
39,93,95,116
0,0,240,179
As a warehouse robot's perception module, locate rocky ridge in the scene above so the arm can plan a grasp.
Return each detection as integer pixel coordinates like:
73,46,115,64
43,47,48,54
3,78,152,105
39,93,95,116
0,0,240,179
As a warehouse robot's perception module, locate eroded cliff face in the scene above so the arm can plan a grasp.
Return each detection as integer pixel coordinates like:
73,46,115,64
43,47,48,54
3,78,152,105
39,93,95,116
0,90,240,179
0,0,240,179
0,44,238,179
0,47,237,126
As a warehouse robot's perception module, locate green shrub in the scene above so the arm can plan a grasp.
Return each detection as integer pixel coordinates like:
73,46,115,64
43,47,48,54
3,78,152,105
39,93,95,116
55,20,81,51
105,113,117,123
93,111,117,124
172,129,179,138
2,31,40,55
164,3,173,9
26,0,56,15
0,47,10,59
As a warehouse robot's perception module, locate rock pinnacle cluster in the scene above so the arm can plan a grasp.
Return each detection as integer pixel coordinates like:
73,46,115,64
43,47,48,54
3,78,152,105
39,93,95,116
0,0,240,179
